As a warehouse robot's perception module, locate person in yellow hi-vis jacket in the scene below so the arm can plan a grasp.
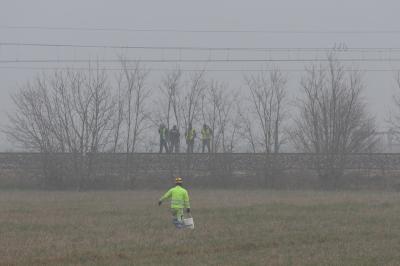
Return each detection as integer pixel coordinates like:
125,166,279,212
158,177,190,229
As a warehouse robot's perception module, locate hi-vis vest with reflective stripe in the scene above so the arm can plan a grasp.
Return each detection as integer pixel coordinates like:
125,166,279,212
159,127,167,139
160,185,190,209
186,128,195,140
201,128,211,140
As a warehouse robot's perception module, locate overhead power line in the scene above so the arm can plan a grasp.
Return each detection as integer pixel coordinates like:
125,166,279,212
2,42,400,52
0,66,399,73
1,58,400,64
2,26,400,35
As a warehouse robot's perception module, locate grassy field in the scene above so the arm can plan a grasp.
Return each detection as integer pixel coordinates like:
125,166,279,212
1,190,400,265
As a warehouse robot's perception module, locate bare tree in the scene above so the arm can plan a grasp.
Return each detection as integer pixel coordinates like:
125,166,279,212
201,80,238,152
291,56,377,188
157,69,182,129
238,108,258,153
180,71,206,128
6,76,54,152
180,71,206,152
244,69,287,153
116,59,151,188
110,72,126,152
5,67,115,188
119,60,151,153
53,69,114,155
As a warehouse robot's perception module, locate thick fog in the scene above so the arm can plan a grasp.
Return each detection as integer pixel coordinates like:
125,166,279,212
1,0,400,150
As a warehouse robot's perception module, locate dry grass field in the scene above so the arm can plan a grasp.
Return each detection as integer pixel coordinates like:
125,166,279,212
1,190,400,265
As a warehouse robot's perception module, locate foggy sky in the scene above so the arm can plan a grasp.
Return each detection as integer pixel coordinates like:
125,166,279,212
1,0,400,150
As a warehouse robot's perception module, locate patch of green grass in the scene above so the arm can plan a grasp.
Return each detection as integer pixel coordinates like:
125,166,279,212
0,190,400,265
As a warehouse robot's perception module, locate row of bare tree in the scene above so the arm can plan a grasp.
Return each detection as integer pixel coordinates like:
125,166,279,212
5,54,400,188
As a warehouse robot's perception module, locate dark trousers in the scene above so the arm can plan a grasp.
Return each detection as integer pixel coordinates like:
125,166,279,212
160,139,169,153
186,140,194,153
202,139,211,153
170,141,180,153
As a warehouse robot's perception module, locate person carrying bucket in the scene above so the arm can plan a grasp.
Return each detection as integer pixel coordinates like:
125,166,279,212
158,177,191,229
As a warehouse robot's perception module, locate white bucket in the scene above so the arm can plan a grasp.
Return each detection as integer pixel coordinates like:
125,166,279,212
183,217,194,229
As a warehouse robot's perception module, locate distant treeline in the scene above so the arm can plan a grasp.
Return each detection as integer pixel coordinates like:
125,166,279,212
4,53,400,188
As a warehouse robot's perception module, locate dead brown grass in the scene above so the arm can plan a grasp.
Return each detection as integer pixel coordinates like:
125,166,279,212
0,190,400,265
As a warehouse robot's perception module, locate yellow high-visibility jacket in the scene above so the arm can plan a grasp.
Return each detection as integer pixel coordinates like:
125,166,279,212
160,185,190,209
185,128,196,141
201,128,211,140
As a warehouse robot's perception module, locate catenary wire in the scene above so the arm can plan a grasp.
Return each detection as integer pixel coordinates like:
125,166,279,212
1,58,400,63
2,25,400,35
0,66,399,72
2,42,400,52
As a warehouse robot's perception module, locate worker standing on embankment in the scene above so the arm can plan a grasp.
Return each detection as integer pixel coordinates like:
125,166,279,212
158,177,191,229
